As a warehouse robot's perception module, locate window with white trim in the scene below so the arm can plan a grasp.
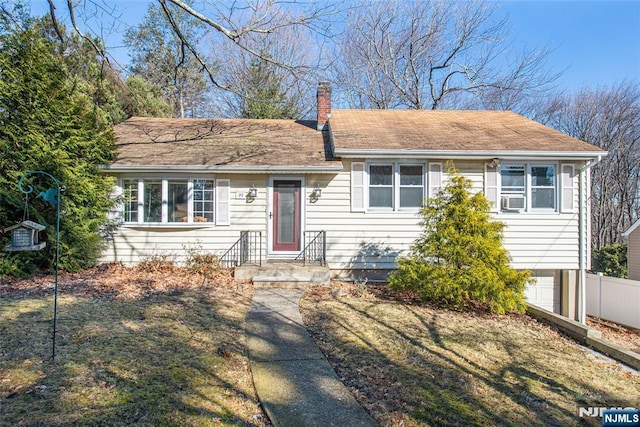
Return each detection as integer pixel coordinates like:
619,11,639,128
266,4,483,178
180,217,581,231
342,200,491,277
499,164,557,211
367,163,425,210
501,165,525,196
122,179,138,222
369,165,393,208
399,165,424,207
530,166,556,209
193,179,215,222
122,177,216,224
168,180,187,222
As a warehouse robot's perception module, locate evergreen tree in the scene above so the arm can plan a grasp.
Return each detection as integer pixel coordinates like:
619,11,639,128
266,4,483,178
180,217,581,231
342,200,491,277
591,243,627,278
0,25,116,275
240,58,299,119
123,76,173,118
32,15,171,123
124,2,210,118
389,169,531,314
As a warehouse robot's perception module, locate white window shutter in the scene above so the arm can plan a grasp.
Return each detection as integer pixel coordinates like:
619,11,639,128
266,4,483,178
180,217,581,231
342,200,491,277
351,162,366,212
560,164,575,213
484,163,500,213
428,162,443,198
215,179,230,225
108,181,123,222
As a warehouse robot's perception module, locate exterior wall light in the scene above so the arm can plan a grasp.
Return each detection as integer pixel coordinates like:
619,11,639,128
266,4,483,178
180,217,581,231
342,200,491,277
248,185,258,199
310,184,322,202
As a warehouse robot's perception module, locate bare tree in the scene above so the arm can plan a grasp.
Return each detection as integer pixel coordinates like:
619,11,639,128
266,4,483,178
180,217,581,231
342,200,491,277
215,23,317,118
124,2,210,118
36,0,339,117
534,81,640,249
333,0,558,110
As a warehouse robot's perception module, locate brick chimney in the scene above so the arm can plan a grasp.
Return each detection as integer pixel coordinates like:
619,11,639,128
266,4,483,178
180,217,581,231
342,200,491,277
316,82,332,131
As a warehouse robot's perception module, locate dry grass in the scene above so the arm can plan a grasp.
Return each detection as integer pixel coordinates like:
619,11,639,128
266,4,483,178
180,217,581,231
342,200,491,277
0,264,269,427
3,267,639,427
300,282,640,427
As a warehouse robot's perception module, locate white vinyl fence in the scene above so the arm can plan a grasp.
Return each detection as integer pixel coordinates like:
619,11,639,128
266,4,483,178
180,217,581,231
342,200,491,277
586,273,640,329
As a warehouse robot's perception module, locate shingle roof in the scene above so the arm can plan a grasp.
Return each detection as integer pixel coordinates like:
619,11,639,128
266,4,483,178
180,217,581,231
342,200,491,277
109,111,605,171
329,110,605,154
109,117,340,171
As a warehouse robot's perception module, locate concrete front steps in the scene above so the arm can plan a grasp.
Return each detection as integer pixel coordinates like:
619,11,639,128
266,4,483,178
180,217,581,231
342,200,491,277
235,261,330,289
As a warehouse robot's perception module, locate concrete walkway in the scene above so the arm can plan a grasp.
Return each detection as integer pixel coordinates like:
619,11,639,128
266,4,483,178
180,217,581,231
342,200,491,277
246,288,376,427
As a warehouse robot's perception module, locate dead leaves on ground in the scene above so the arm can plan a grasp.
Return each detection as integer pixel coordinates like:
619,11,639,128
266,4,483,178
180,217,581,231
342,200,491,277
0,262,248,300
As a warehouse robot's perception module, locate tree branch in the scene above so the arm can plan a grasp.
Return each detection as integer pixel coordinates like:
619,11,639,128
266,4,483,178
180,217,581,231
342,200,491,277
65,0,109,63
47,0,65,44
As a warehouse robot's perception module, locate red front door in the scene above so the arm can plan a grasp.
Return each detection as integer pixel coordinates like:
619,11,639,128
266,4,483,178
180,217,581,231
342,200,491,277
273,180,301,252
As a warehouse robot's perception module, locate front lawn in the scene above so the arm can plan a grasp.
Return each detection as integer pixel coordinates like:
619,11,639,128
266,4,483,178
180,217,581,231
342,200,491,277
2,267,638,426
0,264,268,427
300,282,640,427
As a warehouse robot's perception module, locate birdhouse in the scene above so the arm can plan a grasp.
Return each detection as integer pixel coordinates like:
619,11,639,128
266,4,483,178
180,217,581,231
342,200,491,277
3,220,47,251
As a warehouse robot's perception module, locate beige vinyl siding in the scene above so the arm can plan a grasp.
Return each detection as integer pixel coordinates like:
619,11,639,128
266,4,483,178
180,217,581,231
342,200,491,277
450,161,484,189
498,213,579,270
102,160,582,274
308,160,580,272
628,228,640,280
307,166,420,271
101,174,269,265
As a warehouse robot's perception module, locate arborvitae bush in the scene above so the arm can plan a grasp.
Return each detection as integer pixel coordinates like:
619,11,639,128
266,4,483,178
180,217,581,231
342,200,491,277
0,26,116,274
388,170,532,314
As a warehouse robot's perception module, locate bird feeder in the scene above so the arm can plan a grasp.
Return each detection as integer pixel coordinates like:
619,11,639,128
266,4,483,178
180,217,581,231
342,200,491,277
10,170,61,363
4,220,47,252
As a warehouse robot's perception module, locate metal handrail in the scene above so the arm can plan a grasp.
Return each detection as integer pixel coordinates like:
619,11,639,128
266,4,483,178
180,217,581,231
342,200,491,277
219,231,262,268
296,230,326,266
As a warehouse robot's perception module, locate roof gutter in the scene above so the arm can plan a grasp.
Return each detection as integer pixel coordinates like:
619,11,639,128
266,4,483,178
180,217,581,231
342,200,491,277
99,164,344,174
333,149,606,160
577,153,606,171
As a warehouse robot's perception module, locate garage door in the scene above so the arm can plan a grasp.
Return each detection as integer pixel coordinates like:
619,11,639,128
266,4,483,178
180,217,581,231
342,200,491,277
524,270,560,313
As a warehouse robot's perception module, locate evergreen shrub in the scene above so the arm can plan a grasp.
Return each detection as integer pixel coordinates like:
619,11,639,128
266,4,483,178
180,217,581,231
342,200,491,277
388,169,532,314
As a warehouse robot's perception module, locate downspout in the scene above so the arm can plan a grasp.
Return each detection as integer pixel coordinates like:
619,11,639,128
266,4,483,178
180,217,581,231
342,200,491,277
577,155,603,324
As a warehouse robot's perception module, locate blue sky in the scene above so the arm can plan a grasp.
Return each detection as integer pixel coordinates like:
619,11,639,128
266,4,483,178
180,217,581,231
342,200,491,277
29,0,640,92
498,0,640,90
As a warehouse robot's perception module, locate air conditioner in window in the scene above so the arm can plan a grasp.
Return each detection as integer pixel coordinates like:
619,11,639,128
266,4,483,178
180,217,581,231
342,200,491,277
501,195,525,211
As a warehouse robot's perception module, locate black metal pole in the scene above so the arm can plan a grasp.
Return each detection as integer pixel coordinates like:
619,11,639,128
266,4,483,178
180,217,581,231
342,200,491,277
18,171,61,363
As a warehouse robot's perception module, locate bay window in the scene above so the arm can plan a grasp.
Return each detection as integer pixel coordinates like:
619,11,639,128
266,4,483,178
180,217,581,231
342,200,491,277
122,177,216,224
168,181,188,222
144,180,162,222
122,179,138,222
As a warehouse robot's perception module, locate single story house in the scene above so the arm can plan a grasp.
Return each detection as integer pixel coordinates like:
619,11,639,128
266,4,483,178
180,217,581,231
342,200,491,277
101,83,606,320
622,219,640,280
